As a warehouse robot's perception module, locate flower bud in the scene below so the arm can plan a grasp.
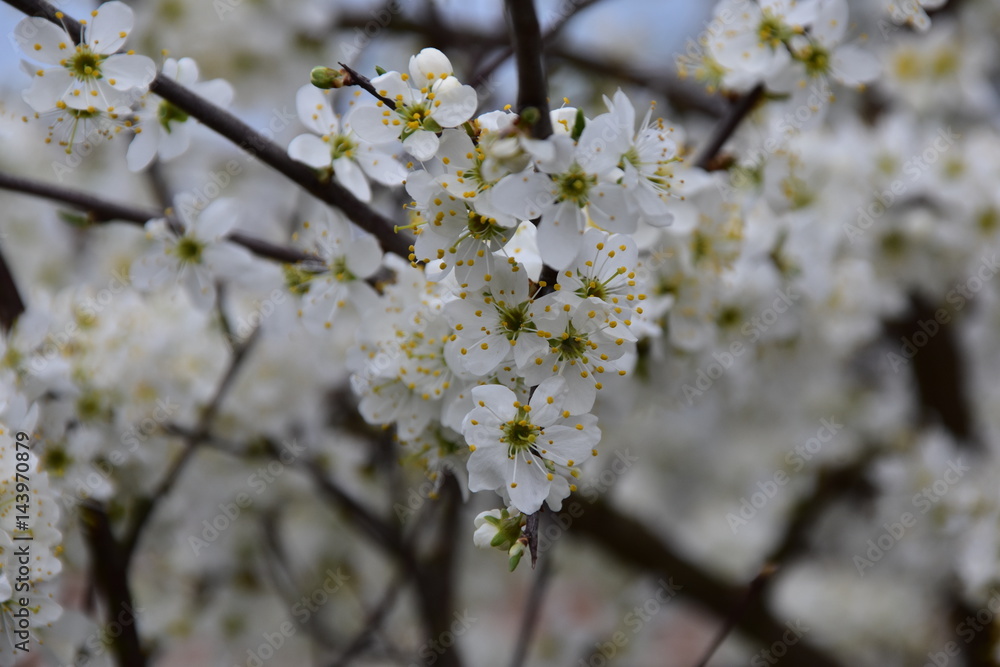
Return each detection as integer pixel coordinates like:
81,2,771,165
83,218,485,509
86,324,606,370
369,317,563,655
311,66,344,89
473,507,523,551
409,47,454,83
508,537,528,572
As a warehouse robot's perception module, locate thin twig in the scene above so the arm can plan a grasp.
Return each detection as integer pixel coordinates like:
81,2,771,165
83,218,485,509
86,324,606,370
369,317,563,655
508,551,552,667
339,62,397,109
694,84,764,170
525,511,540,568
570,499,845,667
119,328,261,565
329,572,407,667
259,511,340,652
691,564,778,667
0,170,318,265
284,445,411,562
547,50,726,118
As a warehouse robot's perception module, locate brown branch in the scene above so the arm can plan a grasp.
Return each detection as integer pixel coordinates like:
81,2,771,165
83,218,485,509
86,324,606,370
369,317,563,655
0,170,317,265
339,62,397,109
410,471,465,667
473,0,603,89
547,50,727,118
884,295,977,447
329,10,722,118
692,564,778,667
508,548,552,667
695,84,764,170
570,499,845,667
505,0,553,139
285,445,411,562
79,503,146,667
0,244,25,333
119,328,261,566
329,572,406,666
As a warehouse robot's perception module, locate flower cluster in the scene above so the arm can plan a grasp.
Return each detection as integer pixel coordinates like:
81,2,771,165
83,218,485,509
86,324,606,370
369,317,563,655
14,0,1000,663
12,2,230,161
308,49,675,528
679,0,881,96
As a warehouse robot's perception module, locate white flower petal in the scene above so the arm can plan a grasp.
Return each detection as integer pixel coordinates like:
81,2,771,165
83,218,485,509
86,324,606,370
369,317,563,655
470,384,517,421
345,235,382,279
157,122,193,162
409,47,454,83
370,71,412,102
14,18,72,66
296,84,338,135
350,106,401,144
356,146,407,186
589,184,635,233
126,124,159,172
811,0,848,47
101,54,156,89
21,68,72,112
529,376,568,424
204,242,254,280
431,84,478,127
87,1,134,53
491,173,552,220
831,44,881,87
334,157,371,202
467,447,507,493
129,254,167,290
196,199,238,239
403,130,440,161
288,133,332,169
537,203,585,270
180,265,216,310
163,57,198,86
507,455,551,514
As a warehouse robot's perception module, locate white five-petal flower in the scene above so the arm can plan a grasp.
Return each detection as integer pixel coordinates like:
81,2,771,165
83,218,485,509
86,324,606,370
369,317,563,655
130,197,255,310
13,1,155,113
287,85,407,201
462,376,600,514
351,48,478,161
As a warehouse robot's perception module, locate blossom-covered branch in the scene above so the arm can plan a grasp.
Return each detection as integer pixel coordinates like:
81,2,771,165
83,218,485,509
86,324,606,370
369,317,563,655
1,0,412,258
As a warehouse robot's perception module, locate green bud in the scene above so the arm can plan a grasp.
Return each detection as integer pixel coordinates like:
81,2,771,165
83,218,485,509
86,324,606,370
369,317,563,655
508,538,527,572
375,65,387,76
311,66,344,89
